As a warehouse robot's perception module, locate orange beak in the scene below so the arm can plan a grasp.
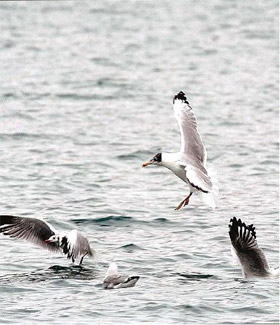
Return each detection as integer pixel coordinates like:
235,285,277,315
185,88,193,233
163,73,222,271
142,161,152,167
44,239,50,243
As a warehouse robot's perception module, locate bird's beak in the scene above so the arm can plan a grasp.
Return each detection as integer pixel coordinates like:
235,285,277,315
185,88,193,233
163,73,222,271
142,160,152,167
44,239,50,243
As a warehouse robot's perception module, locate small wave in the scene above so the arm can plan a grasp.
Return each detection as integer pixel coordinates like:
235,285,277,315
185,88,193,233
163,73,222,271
72,215,133,227
0,132,70,141
119,243,145,251
47,265,98,280
0,265,98,284
177,272,215,280
153,217,174,224
72,216,178,228
116,149,156,161
71,216,178,229
55,93,116,101
3,91,17,98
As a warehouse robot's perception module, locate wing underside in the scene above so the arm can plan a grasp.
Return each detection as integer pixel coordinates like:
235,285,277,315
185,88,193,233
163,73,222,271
173,96,206,166
229,217,269,277
0,215,59,252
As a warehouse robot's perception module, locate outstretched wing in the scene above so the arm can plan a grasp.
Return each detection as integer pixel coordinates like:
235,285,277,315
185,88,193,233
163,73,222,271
229,217,269,277
0,215,59,252
62,230,94,262
173,92,207,167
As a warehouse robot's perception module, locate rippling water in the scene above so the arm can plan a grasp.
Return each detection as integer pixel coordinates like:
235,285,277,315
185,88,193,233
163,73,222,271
0,1,278,324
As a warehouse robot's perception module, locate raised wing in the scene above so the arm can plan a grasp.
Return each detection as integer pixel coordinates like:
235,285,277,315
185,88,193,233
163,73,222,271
229,217,270,277
173,91,207,167
0,215,59,252
103,263,122,288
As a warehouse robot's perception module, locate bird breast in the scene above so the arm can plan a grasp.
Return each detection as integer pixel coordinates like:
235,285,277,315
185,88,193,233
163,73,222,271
162,160,187,183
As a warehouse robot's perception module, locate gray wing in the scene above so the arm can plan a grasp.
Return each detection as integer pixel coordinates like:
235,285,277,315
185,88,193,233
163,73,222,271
64,230,94,261
229,217,270,277
173,98,207,167
0,215,59,252
103,274,126,289
184,165,213,193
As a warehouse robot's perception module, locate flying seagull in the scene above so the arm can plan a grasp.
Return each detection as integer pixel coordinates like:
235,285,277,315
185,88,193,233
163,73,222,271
229,217,279,278
142,91,218,210
0,215,94,265
103,262,140,289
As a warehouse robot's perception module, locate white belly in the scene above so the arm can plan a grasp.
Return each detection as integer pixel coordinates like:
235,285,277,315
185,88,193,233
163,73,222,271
163,161,188,183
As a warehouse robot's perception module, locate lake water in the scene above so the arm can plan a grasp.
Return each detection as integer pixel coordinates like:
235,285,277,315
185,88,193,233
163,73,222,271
0,1,278,324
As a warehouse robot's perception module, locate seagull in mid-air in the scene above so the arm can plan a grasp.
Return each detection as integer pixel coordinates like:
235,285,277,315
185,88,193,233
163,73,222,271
0,215,95,265
229,217,279,278
142,91,218,210
103,262,140,289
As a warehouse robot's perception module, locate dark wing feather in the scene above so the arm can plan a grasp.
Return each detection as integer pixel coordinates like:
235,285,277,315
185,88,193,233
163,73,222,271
229,217,269,277
0,215,59,252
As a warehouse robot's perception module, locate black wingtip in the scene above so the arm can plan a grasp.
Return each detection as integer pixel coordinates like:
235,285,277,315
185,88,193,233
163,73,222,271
173,91,189,104
229,217,239,242
229,217,256,238
229,216,257,250
0,215,16,227
131,276,140,281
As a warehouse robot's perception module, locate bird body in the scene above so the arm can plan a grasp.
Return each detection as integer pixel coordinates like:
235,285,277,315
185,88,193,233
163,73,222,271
103,263,140,289
0,215,94,265
143,91,218,209
161,153,187,182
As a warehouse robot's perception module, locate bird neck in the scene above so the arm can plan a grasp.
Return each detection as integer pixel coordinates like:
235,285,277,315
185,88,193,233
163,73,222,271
161,152,180,167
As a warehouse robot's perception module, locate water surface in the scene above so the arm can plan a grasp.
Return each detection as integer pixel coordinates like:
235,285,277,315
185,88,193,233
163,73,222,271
0,1,278,324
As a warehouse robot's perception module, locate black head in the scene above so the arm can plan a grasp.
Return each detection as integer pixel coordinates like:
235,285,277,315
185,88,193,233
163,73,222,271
123,276,140,284
128,276,140,281
152,152,162,163
142,152,162,167
173,91,189,104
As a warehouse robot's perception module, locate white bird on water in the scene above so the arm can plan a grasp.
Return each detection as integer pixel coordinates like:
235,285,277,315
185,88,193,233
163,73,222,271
229,217,279,278
103,263,140,289
0,215,95,265
142,91,218,210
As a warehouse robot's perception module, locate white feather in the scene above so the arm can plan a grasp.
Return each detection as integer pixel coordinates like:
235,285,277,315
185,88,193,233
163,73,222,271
106,262,119,277
66,229,78,249
198,191,216,209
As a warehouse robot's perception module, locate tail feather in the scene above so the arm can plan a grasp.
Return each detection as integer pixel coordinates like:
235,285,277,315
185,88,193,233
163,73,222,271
198,191,216,209
198,166,219,209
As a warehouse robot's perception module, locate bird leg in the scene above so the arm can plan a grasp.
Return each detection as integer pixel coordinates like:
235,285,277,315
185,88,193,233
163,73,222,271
175,192,193,211
79,252,88,266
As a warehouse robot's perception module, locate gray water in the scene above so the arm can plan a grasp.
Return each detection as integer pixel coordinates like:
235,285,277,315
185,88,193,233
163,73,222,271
0,1,278,324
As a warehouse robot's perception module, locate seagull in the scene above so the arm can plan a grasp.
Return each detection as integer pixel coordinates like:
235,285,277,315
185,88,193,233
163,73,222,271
0,215,95,265
103,262,140,289
142,91,218,210
229,217,279,278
